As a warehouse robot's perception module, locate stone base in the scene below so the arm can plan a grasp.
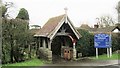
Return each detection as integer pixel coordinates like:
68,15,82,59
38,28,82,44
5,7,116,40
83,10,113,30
37,47,52,61
48,51,52,61
73,49,76,60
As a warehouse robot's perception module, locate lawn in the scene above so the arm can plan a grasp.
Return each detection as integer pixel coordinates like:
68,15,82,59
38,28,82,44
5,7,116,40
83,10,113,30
92,53,120,60
2,58,48,67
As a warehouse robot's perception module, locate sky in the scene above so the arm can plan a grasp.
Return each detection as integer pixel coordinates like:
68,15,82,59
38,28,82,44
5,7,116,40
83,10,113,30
2,0,120,27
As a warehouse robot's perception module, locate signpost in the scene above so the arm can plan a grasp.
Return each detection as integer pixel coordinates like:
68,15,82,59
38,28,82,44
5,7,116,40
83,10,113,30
94,33,112,58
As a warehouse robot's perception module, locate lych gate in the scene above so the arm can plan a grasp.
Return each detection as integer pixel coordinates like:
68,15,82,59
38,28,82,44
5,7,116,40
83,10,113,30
34,13,81,60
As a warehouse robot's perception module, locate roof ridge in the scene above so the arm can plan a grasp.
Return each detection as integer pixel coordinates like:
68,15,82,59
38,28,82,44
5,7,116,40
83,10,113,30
49,14,65,19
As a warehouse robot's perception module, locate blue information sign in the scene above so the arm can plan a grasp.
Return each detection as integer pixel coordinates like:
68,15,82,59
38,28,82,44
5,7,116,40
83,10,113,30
94,33,111,48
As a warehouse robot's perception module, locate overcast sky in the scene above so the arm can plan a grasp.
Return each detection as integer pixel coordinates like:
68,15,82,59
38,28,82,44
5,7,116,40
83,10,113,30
2,0,120,27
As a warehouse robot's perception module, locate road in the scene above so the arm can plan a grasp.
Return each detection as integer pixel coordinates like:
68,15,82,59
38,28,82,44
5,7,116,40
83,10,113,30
2,59,119,68
36,64,119,68
40,59,119,68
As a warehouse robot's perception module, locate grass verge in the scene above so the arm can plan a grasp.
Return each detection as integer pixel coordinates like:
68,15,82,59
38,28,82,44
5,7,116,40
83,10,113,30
92,53,120,60
2,58,48,67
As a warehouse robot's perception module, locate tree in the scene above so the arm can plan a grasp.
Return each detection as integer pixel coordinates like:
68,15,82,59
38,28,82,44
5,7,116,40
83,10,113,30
16,8,29,20
1,2,14,18
16,8,29,29
2,18,34,63
1,5,7,17
116,1,120,22
2,2,34,64
1,2,15,63
76,29,95,57
96,16,115,28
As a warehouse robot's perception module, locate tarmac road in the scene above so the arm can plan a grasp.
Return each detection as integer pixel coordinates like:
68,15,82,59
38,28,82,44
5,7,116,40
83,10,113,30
26,64,119,68
40,59,119,68
3,65,119,68
37,64,120,68
2,59,119,68
2,64,119,68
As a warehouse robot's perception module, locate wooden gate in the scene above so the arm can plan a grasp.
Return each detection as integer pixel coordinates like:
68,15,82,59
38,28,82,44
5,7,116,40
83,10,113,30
64,48,73,60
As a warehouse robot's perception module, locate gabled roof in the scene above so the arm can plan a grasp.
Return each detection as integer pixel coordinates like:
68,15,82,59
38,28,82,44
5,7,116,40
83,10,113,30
34,14,81,40
35,14,65,37
77,24,120,33
89,26,120,33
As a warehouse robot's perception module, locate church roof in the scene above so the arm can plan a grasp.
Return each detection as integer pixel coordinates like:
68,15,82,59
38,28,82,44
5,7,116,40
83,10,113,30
34,14,81,40
35,14,65,37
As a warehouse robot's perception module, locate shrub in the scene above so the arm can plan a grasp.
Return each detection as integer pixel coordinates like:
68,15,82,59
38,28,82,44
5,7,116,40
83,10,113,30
76,29,95,57
76,29,120,57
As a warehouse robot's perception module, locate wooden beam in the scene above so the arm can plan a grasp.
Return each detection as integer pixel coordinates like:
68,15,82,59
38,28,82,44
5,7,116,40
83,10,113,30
48,39,52,50
43,39,46,48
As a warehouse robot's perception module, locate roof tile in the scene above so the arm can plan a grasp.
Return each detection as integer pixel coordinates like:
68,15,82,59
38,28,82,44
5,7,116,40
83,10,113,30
35,14,65,36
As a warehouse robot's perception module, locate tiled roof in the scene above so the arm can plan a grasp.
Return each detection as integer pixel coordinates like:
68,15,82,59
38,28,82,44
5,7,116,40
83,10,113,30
77,24,120,33
89,26,119,33
35,14,65,37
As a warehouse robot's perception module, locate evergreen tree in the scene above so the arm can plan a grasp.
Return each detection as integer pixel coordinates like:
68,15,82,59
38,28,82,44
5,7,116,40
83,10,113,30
16,8,29,20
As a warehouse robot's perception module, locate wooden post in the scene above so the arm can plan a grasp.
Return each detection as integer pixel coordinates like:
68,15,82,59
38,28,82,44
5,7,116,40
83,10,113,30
39,38,41,49
43,39,46,48
61,39,63,57
48,39,52,50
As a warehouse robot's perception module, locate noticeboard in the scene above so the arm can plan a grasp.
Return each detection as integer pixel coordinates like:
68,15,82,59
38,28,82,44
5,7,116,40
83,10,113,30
94,33,111,48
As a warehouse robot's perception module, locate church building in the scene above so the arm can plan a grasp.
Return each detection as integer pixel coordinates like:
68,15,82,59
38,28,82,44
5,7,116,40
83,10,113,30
34,9,81,60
